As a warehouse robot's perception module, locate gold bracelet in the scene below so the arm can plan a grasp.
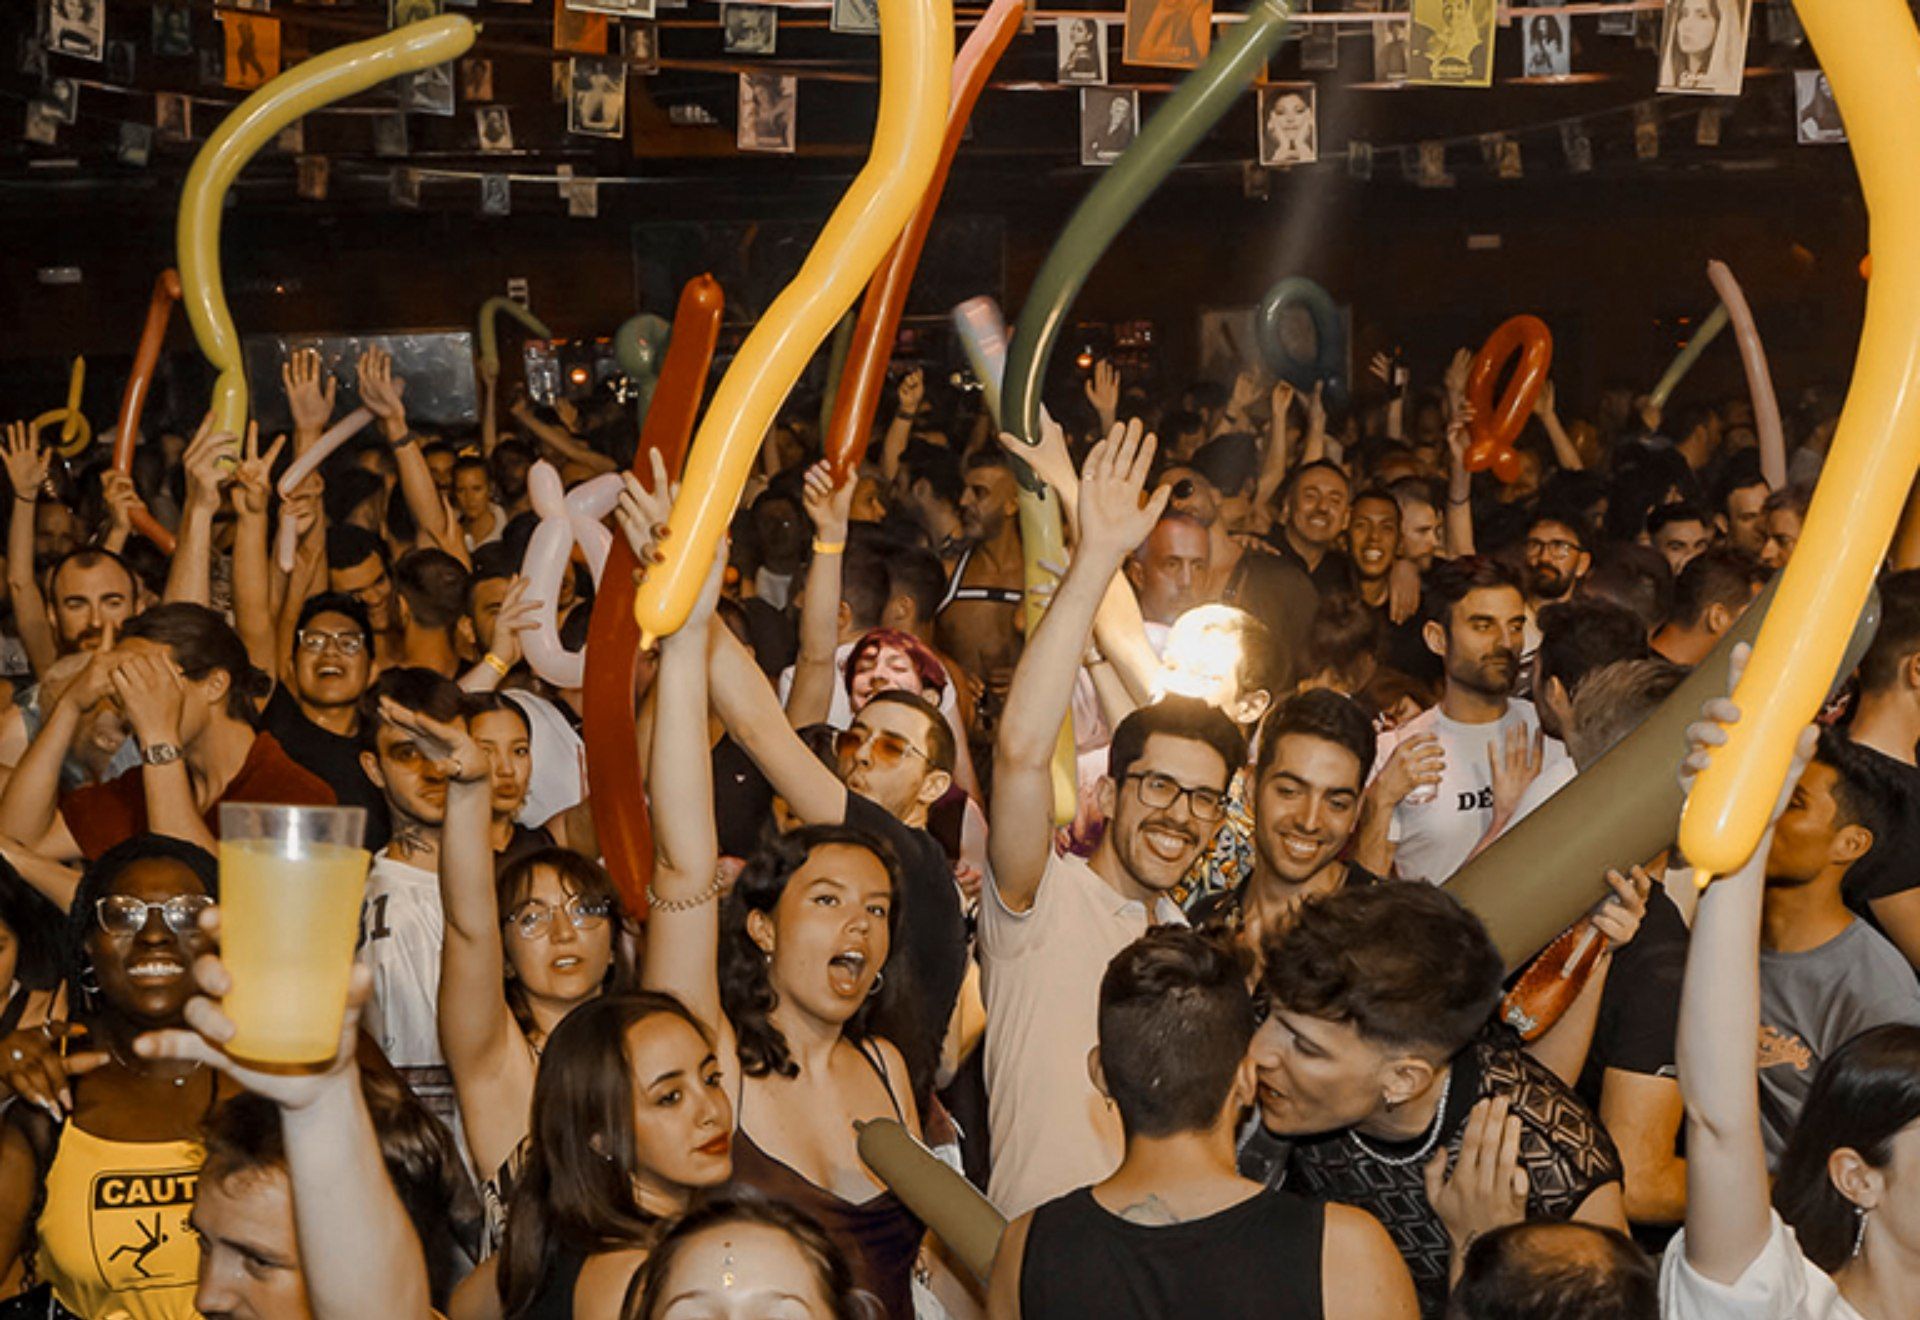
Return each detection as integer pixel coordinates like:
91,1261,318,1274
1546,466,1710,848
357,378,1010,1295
482,652,511,677
647,866,728,913
811,538,846,556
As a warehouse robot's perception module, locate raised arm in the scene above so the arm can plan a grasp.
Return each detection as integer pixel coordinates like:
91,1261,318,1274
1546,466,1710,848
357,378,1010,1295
1085,359,1121,437
1252,381,1297,519
878,369,923,487
359,347,461,561
2,424,56,679
990,422,1168,912
0,650,109,861
1676,661,1815,1284
231,430,289,683
138,950,435,1320
274,476,328,678
786,461,855,728
1533,379,1584,472
165,418,237,608
508,398,617,477
478,356,500,456
283,348,337,456
111,651,218,854
638,543,728,1037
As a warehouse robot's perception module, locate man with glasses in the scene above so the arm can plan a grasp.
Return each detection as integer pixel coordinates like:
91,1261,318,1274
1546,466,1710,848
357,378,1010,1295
1521,507,1591,639
706,620,967,1103
984,424,1246,1219
259,593,390,850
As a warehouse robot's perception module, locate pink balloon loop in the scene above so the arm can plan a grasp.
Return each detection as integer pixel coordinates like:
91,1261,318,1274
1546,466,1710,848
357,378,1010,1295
274,408,375,572
1705,260,1787,491
519,462,623,687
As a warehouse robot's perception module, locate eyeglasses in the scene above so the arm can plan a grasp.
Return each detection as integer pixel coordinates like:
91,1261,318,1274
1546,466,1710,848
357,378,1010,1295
95,894,214,938
835,726,931,770
1524,537,1582,561
1124,771,1228,822
296,630,367,656
505,894,615,940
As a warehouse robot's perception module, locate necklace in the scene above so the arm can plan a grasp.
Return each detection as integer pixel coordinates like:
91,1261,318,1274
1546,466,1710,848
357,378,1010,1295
105,1038,205,1089
1347,1069,1453,1167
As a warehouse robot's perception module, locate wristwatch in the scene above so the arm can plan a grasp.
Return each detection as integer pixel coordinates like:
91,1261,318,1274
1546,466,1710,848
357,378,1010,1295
142,742,183,767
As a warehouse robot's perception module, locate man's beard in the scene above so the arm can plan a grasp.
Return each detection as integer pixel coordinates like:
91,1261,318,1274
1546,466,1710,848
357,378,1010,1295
1453,649,1517,698
1526,566,1573,600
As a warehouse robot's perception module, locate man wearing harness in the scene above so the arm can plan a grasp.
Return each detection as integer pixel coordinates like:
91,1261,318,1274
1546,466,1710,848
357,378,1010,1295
937,448,1028,756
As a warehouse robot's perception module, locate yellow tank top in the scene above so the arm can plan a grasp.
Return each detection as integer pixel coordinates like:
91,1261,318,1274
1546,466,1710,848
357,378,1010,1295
34,1123,204,1320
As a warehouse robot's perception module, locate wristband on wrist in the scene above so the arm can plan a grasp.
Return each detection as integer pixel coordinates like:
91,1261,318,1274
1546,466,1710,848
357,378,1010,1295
482,652,511,678
811,538,846,556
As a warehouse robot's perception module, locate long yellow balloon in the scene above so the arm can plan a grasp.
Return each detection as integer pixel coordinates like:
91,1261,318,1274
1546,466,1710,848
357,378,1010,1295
1680,0,1920,877
178,17,476,436
59,356,85,446
634,0,952,647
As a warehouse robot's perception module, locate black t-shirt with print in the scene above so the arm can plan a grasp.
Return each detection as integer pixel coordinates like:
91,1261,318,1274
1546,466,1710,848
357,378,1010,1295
263,686,390,851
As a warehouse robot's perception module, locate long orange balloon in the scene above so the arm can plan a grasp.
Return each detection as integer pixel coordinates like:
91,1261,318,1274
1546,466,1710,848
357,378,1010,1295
584,275,724,919
824,0,1026,483
113,271,183,555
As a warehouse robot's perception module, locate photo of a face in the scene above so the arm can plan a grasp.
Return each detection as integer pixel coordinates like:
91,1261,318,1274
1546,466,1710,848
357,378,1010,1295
1080,87,1138,167
460,57,494,101
1123,0,1212,70
1258,85,1315,167
568,55,626,138
476,105,514,153
1372,11,1409,82
1795,69,1845,145
737,70,796,153
1056,17,1107,85
44,77,77,124
1523,11,1569,78
24,100,60,146
627,23,659,72
481,173,511,216
724,4,777,54
832,0,880,35
155,91,191,142
405,62,455,115
47,0,105,62
1657,0,1752,96
152,1,193,57
1409,0,1495,86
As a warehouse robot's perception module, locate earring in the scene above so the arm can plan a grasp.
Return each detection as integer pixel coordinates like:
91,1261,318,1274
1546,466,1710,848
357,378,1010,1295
1853,1206,1870,1260
868,970,885,996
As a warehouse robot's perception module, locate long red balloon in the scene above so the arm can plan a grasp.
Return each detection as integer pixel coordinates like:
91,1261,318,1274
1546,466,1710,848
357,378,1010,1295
823,0,1027,482
584,274,724,918
113,270,183,554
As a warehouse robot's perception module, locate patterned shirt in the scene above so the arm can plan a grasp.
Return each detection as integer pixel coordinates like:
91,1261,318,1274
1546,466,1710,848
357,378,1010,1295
1247,1025,1622,1318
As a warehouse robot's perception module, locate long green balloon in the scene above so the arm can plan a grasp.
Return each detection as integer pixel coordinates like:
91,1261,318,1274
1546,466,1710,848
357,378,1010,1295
1002,0,1295,449
1447,580,1879,971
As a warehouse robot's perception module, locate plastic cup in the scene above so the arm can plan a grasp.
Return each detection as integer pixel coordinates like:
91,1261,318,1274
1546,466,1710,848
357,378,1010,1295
217,804,370,1065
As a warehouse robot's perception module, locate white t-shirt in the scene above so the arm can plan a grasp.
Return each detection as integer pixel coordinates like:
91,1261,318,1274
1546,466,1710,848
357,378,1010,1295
976,849,1186,1220
1660,1213,1861,1320
504,689,584,830
357,852,445,1071
775,640,964,736
1371,698,1572,884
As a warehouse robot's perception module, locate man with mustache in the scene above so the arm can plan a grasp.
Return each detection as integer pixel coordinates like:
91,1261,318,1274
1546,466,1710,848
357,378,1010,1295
1367,558,1571,884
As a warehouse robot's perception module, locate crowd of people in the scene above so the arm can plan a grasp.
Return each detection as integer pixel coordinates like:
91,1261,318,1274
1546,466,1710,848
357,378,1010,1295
0,324,1909,1320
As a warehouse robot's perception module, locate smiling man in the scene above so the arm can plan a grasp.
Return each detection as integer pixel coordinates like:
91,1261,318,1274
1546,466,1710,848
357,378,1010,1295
1273,460,1359,599
259,593,389,851
985,425,1247,1219
1347,487,1402,617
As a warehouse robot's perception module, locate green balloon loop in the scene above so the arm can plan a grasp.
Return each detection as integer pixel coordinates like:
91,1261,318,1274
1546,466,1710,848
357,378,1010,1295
1001,0,1295,461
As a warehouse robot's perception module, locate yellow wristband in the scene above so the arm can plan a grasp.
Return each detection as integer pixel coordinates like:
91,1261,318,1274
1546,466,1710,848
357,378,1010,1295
811,538,846,556
482,652,511,677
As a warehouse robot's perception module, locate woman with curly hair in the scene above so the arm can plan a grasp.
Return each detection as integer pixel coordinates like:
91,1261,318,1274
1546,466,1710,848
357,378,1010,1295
642,541,924,1320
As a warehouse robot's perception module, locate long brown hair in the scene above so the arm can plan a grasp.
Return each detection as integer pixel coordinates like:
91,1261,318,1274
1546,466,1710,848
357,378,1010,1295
496,847,635,1041
496,993,710,1319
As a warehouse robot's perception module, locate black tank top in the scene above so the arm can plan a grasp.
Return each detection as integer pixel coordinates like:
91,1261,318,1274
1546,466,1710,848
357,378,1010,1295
1019,1185,1326,1320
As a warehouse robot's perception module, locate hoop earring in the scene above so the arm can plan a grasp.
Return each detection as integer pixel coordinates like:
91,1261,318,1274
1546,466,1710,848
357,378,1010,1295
867,971,885,996
1853,1207,1870,1260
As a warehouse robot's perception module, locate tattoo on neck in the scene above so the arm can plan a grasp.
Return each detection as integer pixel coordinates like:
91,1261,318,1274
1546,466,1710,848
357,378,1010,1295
1115,1194,1182,1226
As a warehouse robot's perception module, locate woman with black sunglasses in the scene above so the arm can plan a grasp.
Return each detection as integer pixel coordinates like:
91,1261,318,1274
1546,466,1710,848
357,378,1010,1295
374,700,633,1256
0,834,235,1320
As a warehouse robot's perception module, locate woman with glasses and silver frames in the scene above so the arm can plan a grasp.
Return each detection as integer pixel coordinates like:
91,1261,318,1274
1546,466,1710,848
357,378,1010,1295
0,835,231,1320
372,701,632,1257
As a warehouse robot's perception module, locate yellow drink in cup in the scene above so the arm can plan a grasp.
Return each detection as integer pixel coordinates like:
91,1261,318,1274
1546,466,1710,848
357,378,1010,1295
218,805,369,1065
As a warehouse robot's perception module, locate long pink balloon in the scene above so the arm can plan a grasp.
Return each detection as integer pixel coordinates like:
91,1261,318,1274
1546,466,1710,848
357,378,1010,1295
1706,260,1787,491
274,407,375,571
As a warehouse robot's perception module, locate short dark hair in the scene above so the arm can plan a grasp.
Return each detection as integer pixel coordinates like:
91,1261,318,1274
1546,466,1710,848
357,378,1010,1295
962,444,1014,476
901,441,962,508
1576,545,1674,635
1422,556,1523,631
394,549,472,632
326,524,390,574
451,454,490,480
1262,882,1504,1058
1448,1222,1658,1320
1282,459,1352,504
468,541,519,593
1255,688,1376,787
840,545,889,634
1858,569,1920,694
628,1194,863,1320
294,591,374,651
1816,726,1897,849
1099,929,1256,1139
1670,548,1765,629
359,666,465,754
1107,695,1248,788
1535,600,1649,699
1712,447,1768,513
462,690,531,740
1528,504,1592,551
46,547,137,602
0,857,66,992
1303,593,1383,687
884,545,948,627
861,689,955,775
1190,433,1260,499
1645,500,1712,540
1350,484,1401,516
121,603,271,726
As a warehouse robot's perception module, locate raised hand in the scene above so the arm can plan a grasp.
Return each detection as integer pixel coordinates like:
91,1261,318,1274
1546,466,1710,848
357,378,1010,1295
801,460,855,544
183,415,243,517
1084,359,1121,429
231,429,288,520
1372,733,1444,809
1225,367,1263,420
997,406,1076,503
2,421,48,502
1592,866,1653,951
377,696,488,782
282,347,338,437
896,367,926,421
100,468,145,537
1443,347,1474,407
1532,377,1558,420
484,576,544,670
111,651,189,748
356,346,409,443
1304,380,1327,436
0,1022,108,1117
1076,418,1169,562
614,450,676,571
1424,1096,1529,1260
1487,722,1545,825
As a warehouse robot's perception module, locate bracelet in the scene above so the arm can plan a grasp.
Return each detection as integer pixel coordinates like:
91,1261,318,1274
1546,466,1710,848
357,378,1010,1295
647,866,728,913
811,538,846,556
481,652,511,678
